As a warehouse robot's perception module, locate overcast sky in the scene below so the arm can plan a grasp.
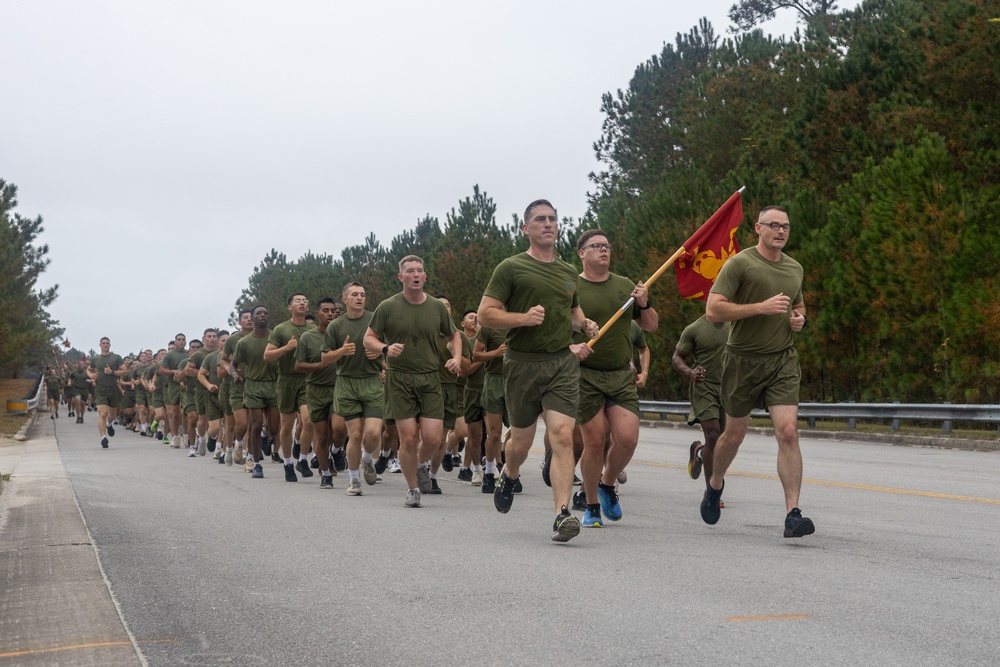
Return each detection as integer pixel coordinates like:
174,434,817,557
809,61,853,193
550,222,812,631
2,1,858,356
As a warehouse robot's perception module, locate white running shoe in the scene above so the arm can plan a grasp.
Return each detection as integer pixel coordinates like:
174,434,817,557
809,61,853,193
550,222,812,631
471,469,484,486
388,458,401,473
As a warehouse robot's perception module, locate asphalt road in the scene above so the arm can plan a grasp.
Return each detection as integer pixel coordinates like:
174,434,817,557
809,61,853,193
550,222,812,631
3,414,999,666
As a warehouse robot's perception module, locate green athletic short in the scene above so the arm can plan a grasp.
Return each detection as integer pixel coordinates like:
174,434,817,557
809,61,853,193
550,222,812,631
306,383,336,424
443,383,462,430
135,389,148,408
229,382,246,412
219,383,233,416
687,379,726,428
195,389,209,416
47,390,60,401
120,391,135,409
152,387,165,409
95,386,121,408
276,375,307,414
71,387,90,401
503,349,579,429
182,390,196,415
384,370,443,421
335,375,384,421
205,390,223,421
719,347,800,418
463,385,484,423
482,373,506,415
165,382,182,406
243,379,277,410
577,366,639,424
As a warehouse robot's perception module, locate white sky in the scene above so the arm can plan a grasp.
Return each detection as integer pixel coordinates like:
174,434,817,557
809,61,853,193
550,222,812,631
1,0,858,356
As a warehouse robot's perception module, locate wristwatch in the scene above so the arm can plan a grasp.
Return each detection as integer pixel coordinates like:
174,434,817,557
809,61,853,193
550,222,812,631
382,345,389,355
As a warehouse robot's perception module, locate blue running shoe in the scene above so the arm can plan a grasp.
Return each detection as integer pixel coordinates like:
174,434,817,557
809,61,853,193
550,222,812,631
582,507,603,528
597,483,622,521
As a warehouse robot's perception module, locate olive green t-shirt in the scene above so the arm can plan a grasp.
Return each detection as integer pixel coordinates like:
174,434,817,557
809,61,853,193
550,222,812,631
463,335,485,388
323,311,382,378
482,252,580,354
710,247,803,355
187,348,209,393
676,315,730,381
201,350,223,386
233,331,277,382
45,376,63,393
160,349,189,385
268,320,314,377
69,369,90,390
476,326,507,375
221,331,246,385
89,353,124,391
368,294,456,374
437,321,462,385
296,327,338,386
573,273,641,371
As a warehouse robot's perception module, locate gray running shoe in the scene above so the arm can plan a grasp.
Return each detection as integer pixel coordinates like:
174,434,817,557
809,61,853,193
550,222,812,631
416,465,432,494
347,479,363,496
551,507,581,542
225,449,233,466
197,437,207,457
361,458,378,486
404,488,421,508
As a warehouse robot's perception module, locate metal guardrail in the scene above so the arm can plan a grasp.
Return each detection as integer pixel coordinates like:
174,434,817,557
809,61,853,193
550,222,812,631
638,401,1000,433
5,375,44,415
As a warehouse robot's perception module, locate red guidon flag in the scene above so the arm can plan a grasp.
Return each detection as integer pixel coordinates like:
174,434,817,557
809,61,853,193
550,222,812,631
675,191,744,300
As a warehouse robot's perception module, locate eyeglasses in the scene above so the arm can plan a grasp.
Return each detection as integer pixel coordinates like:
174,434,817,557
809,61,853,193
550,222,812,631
582,243,611,252
759,221,791,232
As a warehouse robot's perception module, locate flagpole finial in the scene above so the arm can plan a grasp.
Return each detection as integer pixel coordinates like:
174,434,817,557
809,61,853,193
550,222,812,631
738,186,746,194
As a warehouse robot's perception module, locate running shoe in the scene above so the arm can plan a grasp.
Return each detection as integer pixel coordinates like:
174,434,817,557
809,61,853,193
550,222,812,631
331,448,347,472
188,446,197,457
616,469,627,485
573,474,582,486
457,468,473,483
225,449,233,466
452,454,462,467
416,466,432,494
252,463,264,478
283,463,298,482
471,469,483,486
361,458,378,486
198,438,207,457
207,437,217,454
233,445,246,464
347,479,363,496
375,453,391,474
441,453,454,473
310,455,319,469
582,507,603,528
513,477,523,494
100,436,109,449
700,481,724,525
296,459,313,478
271,452,282,464
388,458,402,473
292,441,300,459
261,434,272,457
783,508,815,538
541,447,552,487
494,469,515,513
481,472,495,494
245,457,255,474
320,475,334,489
404,489,421,508
551,507,581,542
688,441,703,480
429,478,442,495
572,490,587,512
107,423,115,437
597,483,622,521
217,452,225,464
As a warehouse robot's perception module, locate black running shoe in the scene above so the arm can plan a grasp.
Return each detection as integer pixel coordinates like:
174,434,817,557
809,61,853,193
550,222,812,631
252,463,264,479
457,439,465,452
331,448,347,472
481,473,495,494
207,437,217,453
155,430,163,441
452,454,462,467
296,459,314,478
573,474,582,486
106,423,115,437
513,477,523,494
700,481,724,525
310,456,319,469
292,441,300,459
429,478,442,495
100,436,109,449
572,490,587,512
284,463,298,482
374,453,390,475
271,452,282,463
688,441,703,480
494,471,516,513
783,508,815,538
457,468,473,482
138,430,146,437
442,453,454,473
541,447,552,487
320,475,333,489
261,435,272,457
551,506,581,543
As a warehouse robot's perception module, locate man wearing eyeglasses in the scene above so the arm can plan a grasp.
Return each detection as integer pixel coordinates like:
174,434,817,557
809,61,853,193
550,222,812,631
701,205,813,538
573,230,658,528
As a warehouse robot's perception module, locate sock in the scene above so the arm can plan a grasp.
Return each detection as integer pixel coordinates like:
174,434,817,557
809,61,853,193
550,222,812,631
299,454,308,462
331,446,342,454
429,472,437,480
473,464,482,472
284,457,294,465
235,439,244,449
380,449,391,458
361,451,372,462
322,469,332,476
588,503,601,516
349,469,360,481
485,460,496,474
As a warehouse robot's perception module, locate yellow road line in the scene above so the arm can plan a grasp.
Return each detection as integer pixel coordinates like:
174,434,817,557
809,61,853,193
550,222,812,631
727,615,810,622
0,639,173,660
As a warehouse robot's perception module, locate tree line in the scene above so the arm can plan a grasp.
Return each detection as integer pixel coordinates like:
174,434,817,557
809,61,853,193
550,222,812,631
231,0,995,403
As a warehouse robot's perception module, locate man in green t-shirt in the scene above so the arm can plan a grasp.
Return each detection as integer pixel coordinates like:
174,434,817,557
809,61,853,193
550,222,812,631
221,309,254,467
232,305,280,479
264,292,315,483
573,230,658,528
45,367,62,419
322,284,385,494
364,256,462,508
158,334,189,448
68,360,92,424
702,205,813,539
478,199,599,542
180,338,204,455
472,324,507,493
198,330,228,461
296,297,341,486
88,337,127,448
458,309,485,485
672,314,730,492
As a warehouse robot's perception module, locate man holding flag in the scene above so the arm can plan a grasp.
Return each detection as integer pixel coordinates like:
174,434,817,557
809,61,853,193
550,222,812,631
700,205,814,539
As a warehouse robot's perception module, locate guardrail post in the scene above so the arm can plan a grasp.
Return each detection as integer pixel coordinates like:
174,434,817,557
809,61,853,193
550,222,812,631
807,417,816,428
942,402,952,433
847,401,856,429
892,402,900,431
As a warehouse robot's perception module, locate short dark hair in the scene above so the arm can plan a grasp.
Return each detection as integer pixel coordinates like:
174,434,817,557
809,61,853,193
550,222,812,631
304,313,316,322
577,229,608,251
461,309,477,319
435,294,449,300
287,292,307,305
217,330,230,337
203,328,217,337
239,308,253,319
251,304,267,315
757,205,788,220
175,333,186,340
190,339,202,347
342,281,364,296
100,337,110,344
317,297,337,308
524,199,556,223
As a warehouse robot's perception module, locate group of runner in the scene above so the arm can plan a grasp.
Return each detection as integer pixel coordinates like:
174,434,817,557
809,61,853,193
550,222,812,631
44,199,813,541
